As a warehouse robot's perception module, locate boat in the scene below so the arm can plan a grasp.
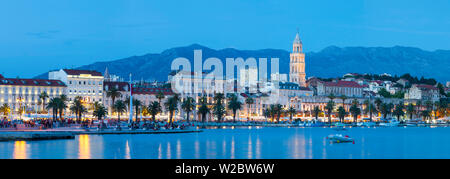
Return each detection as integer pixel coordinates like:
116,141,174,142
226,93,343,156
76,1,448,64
327,134,355,144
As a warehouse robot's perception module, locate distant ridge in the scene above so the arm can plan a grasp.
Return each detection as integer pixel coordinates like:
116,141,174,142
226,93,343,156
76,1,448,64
34,44,450,82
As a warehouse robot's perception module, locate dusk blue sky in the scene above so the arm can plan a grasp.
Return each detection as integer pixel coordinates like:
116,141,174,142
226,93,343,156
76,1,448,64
1,0,449,78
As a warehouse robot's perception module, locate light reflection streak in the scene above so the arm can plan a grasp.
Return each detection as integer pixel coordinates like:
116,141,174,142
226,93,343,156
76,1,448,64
78,135,91,159
13,141,27,159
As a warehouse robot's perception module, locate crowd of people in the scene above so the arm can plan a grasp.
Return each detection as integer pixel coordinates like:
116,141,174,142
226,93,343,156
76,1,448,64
0,116,193,131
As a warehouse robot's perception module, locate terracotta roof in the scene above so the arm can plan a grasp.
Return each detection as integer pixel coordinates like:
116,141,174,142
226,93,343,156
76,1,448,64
132,87,174,95
323,81,364,88
0,78,66,87
415,84,438,90
63,69,103,76
104,82,130,91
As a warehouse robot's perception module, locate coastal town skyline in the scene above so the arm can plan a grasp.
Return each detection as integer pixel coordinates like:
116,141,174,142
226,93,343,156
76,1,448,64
2,0,450,78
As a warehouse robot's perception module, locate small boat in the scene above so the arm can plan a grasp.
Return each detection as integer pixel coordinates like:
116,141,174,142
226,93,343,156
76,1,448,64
327,134,355,144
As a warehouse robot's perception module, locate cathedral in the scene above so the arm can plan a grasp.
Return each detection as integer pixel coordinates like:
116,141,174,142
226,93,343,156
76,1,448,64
289,32,306,87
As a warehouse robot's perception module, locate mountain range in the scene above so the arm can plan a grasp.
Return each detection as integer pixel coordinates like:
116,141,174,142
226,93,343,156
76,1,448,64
35,44,450,82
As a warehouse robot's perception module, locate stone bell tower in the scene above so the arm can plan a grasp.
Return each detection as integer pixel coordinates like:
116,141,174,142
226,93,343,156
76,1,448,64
289,32,306,87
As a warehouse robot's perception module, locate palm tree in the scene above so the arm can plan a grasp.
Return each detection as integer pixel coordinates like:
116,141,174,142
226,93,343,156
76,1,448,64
416,100,422,117
325,100,335,124
164,95,180,127
133,99,142,122
113,100,127,122
380,103,393,119
213,93,226,122
421,110,431,121
106,87,122,112
70,96,86,123
39,91,49,113
263,108,270,121
0,104,11,118
274,104,283,123
181,97,195,123
287,106,296,122
93,104,108,128
198,96,210,123
339,95,348,110
57,94,68,120
313,106,321,121
349,101,361,123
148,101,161,122
46,98,59,121
268,105,277,122
245,97,254,120
156,91,165,104
406,103,415,120
364,100,377,121
393,103,405,121
227,94,242,123
375,98,383,115
337,106,347,123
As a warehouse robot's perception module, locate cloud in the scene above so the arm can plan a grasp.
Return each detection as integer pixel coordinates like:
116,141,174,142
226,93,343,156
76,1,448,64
26,30,60,39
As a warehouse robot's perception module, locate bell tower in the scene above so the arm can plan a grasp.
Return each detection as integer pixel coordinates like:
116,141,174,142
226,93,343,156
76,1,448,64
289,31,306,87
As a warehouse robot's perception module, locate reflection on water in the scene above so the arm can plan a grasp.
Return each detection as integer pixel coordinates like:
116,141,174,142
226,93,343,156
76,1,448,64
13,141,27,159
125,140,131,159
78,135,90,159
3,127,450,159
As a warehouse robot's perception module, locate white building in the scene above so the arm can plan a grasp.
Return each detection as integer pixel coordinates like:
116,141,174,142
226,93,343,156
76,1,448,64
49,69,104,104
405,84,440,102
317,81,364,97
0,74,66,113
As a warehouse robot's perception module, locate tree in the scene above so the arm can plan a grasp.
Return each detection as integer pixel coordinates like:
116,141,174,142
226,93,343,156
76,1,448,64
374,98,383,114
364,100,377,121
378,88,391,98
406,103,416,120
156,92,165,104
337,106,347,123
164,95,180,127
181,97,195,123
70,96,86,123
148,101,161,122
421,110,431,121
39,91,49,113
113,100,127,122
245,97,254,120
57,95,68,120
227,94,242,123
106,87,122,112
393,103,405,121
93,104,108,128
213,93,226,123
339,95,348,110
325,100,335,124
313,106,321,121
268,105,276,122
380,103,393,119
349,100,361,123
287,106,296,122
198,96,210,123
437,83,446,97
133,99,142,122
0,104,11,117
46,98,59,121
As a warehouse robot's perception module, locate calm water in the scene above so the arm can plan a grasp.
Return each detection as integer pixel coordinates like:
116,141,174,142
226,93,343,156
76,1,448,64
1,127,450,159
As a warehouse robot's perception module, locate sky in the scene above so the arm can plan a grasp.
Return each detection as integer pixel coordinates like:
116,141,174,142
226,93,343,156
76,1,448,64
1,0,449,78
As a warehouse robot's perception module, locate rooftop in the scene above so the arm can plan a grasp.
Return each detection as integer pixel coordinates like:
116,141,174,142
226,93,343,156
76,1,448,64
322,81,364,88
0,77,66,87
64,69,103,77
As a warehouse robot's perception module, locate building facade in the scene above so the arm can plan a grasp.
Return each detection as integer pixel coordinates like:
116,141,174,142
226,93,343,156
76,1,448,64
49,69,104,104
317,81,364,97
0,75,66,114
